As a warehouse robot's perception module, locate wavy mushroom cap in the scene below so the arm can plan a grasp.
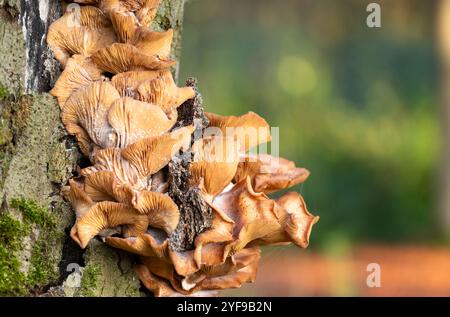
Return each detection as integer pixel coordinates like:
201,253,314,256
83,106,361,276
190,136,240,198
108,97,176,148
121,125,194,178
131,28,173,58
50,55,102,107
47,6,116,66
205,112,271,152
84,170,117,201
83,148,146,189
62,81,120,149
92,43,176,74
71,201,148,248
111,70,160,97
136,247,260,295
275,192,319,248
132,191,180,234
235,153,310,194
98,0,162,24
62,179,95,220
137,70,196,115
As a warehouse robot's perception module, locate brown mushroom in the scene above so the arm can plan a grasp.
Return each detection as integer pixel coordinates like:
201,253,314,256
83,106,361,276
111,70,160,97
50,55,102,107
205,112,271,152
71,201,148,248
234,153,310,194
84,170,117,202
91,43,176,74
137,70,196,116
108,97,177,148
190,136,240,199
121,125,194,178
61,80,120,149
62,179,95,220
47,6,116,66
131,28,173,58
132,191,179,234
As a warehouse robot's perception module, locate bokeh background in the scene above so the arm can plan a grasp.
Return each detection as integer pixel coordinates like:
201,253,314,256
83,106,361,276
179,0,450,296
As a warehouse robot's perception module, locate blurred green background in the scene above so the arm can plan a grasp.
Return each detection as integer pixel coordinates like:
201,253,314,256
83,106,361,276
179,0,441,251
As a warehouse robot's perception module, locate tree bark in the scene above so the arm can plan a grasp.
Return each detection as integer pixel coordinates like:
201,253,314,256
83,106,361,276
0,0,187,296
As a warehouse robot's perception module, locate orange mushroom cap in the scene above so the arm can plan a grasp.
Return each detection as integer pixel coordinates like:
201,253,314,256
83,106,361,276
47,6,116,66
205,112,271,152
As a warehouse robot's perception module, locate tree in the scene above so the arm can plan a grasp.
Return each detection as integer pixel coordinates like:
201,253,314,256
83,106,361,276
0,0,186,296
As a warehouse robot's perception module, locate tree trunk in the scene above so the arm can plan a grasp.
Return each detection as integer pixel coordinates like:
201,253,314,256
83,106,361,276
0,0,187,296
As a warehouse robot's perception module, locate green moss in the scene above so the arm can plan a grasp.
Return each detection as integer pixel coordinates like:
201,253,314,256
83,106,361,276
27,239,59,287
0,214,29,250
0,85,8,99
0,213,29,296
0,245,27,296
79,264,101,297
10,198,56,228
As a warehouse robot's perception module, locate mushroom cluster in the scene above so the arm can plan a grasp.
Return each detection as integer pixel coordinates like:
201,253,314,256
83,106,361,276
48,0,319,296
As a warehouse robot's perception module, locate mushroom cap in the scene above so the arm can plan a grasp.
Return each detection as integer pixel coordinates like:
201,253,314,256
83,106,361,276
190,136,240,198
235,153,310,194
121,125,194,178
205,112,271,152
62,179,95,220
132,191,179,234
71,201,148,248
136,247,260,295
111,70,160,97
109,8,140,43
84,170,117,202
47,6,116,66
137,70,196,115
62,80,120,149
108,97,176,148
91,43,176,74
83,147,145,189
135,0,162,26
50,55,102,107
131,28,173,58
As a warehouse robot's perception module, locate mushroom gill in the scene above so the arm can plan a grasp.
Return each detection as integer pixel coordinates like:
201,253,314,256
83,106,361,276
49,0,319,297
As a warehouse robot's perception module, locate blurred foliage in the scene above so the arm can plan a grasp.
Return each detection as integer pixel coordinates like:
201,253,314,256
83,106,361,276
180,0,440,247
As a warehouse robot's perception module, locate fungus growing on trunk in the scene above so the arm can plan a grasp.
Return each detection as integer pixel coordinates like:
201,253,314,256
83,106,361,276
48,0,319,296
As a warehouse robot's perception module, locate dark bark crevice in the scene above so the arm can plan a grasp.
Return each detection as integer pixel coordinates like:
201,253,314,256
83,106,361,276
168,78,213,251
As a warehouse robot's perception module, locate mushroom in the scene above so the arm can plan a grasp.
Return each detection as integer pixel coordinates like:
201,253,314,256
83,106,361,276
121,125,194,179
108,97,177,147
61,80,120,149
137,70,196,116
111,70,160,97
91,43,176,74
50,55,103,107
81,126,193,189
49,0,319,297
47,6,116,66
234,153,310,194
71,201,148,248
190,136,240,199
132,190,179,234
131,28,173,58
205,112,271,152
